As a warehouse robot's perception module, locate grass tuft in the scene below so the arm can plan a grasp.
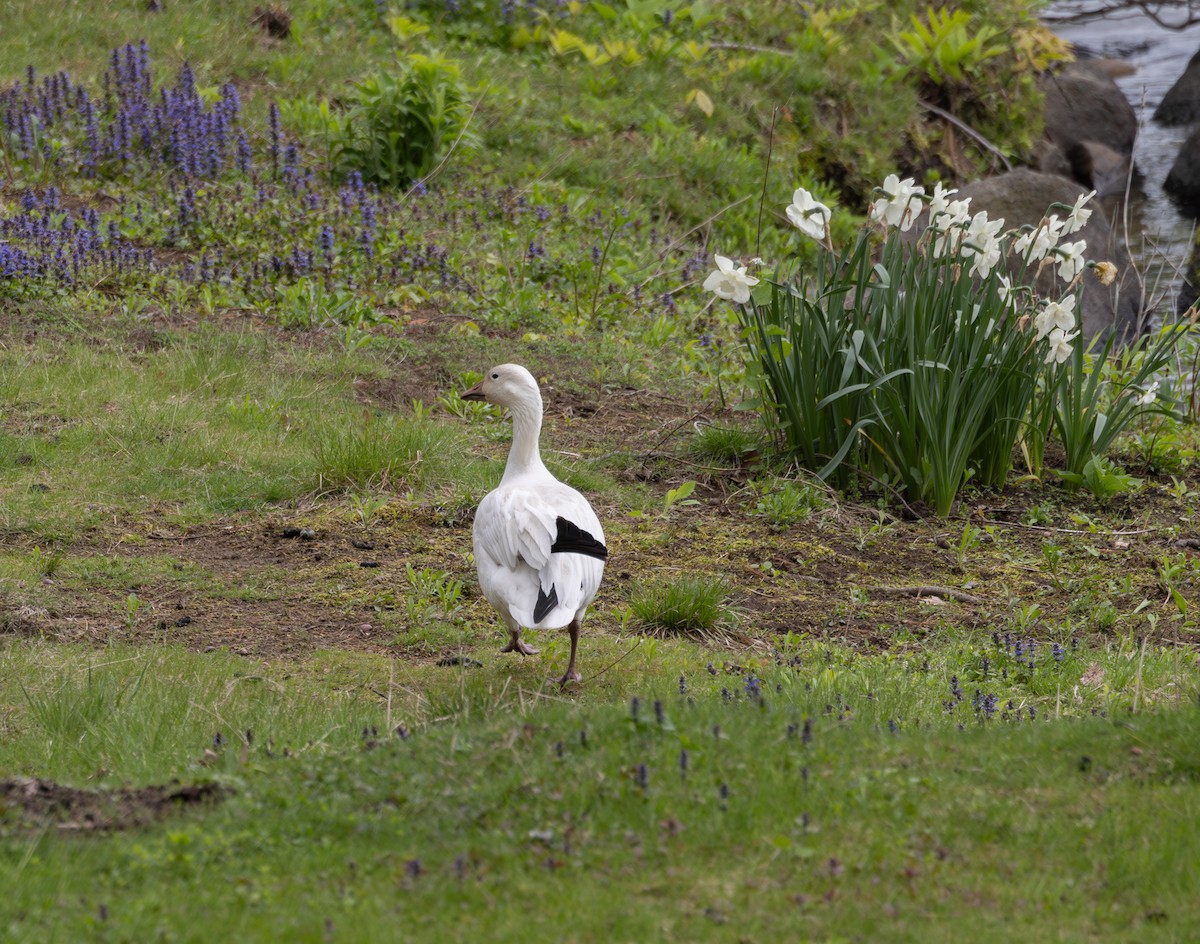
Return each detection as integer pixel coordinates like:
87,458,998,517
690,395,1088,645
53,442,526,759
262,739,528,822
690,423,760,466
628,574,736,638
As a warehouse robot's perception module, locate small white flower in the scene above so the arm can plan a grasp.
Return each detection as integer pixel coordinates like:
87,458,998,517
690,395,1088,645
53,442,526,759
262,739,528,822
1065,190,1096,234
1045,326,1078,364
927,182,959,220
1135,381,1159,406
997,274,1014,306
968,237,1003,280
785,187,831,242
703,254,759,304
960,211,1005,280
1014,215,1065,263
870,174,925,232
1056,240,1088,282
1034,296,1077,340
943,198,972,227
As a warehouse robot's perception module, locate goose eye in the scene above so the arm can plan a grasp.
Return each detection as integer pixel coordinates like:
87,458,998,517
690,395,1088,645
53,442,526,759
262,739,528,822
491,373,499,379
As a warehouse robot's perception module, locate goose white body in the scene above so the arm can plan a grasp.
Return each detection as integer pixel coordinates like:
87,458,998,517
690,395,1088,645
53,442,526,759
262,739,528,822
473,481,605,630
463,365,606,684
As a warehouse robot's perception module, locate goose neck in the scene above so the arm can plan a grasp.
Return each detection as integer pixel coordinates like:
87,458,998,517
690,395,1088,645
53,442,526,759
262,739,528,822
503,397,547,479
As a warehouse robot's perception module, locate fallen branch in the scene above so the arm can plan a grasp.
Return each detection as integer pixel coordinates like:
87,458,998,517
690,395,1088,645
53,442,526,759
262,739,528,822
917,100,1013,172
876,585,983,604
980,517,1161,537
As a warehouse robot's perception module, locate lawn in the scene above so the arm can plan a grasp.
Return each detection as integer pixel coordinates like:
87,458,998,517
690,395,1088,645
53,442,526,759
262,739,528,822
1,1,1199,941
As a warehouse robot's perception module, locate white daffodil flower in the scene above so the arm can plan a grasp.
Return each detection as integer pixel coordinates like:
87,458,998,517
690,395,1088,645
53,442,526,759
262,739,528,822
785,188,831,242
1093,261,1117,285
869,174,925,232
1135,381,1159,406
1056,240,1087,282
1033,296,1077,340
943,198,972,227
997,274,1014,306
1065,190,1096,234
1044,326,1078,364
971,240,1003,279
703,254,759,304
927,182,959,220
960,211,1005,280
1014,215,1065,263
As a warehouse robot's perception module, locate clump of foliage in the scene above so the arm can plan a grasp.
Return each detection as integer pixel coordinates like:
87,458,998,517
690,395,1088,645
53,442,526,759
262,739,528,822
629,574,735,637
690,423,758,465
889,4,1068,174
331,53,474,188
713,178,1188,515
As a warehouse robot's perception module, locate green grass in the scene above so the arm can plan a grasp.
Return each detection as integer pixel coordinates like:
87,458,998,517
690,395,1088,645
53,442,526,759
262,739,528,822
0,325,543,541
2,638,1198,941
629,575,737,637
1,0,1199,940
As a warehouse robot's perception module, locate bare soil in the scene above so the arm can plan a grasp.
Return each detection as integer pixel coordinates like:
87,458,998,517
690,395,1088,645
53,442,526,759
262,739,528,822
3,315,1199,662
0,777,225,831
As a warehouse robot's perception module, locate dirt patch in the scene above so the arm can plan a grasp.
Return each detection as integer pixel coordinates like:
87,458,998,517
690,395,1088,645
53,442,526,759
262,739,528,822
0,777,226,831
17,519,434,660
4,314,1199,660
252,5,292,39
353,362,456,414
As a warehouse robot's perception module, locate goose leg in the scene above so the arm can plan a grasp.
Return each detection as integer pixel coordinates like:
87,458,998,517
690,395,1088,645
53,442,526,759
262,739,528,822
558,617,583,686
500,619,539,656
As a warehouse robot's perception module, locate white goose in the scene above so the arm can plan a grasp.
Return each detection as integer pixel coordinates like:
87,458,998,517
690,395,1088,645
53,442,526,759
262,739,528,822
462,364,607,685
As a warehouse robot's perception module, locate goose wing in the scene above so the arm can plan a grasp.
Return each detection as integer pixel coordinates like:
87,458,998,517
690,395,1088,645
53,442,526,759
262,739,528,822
473,484,606,628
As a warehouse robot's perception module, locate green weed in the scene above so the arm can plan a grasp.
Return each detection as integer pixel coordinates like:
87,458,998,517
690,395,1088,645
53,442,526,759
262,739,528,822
628,574,734,637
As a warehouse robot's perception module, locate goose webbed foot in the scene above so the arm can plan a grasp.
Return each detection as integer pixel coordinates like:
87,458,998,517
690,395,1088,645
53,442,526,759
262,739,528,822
501,633,539,656
557,668,582,687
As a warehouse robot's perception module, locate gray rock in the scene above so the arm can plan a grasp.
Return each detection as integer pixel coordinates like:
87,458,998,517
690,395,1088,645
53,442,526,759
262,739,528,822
1068,141,1133,199
955,169,1143,342
1165,124,1200,218
1040,63,1138,187
1180,233,1200,316
1153,47,1200,126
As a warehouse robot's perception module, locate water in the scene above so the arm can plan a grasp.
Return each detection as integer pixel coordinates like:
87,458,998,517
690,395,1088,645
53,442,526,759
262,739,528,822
1044,2,1200,313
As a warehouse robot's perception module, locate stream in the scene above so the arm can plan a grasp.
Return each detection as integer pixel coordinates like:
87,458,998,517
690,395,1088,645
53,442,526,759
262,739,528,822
1044,1,1200,314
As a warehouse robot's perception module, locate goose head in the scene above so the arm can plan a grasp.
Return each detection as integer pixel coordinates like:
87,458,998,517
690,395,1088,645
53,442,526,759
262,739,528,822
462,364,542,410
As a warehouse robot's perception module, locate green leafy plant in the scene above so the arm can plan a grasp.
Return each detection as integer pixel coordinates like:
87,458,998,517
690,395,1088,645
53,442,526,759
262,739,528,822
275,279,381,330
891,7,1004,86
1056,455,1141,501
125,592,142,630
350,492,389,527
1157,554,1192,616
277,95,349,179
333,53,473,188
405,563,464,617
661,480,699,517
1050,328,1186,477
727,179,1191,516
29,545,64,579
690,424,758,466
953,521,982,570
749,479,824,530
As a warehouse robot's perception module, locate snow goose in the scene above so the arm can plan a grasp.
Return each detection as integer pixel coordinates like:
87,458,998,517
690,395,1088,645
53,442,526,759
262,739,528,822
462,364,607,685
